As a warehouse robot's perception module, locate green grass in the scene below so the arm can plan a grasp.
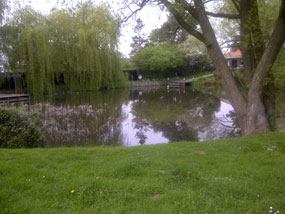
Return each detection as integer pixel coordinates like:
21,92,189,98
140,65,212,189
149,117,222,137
0,132,284,214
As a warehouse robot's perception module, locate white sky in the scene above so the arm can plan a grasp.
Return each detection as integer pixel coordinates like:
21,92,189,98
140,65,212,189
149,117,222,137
9,0,168,57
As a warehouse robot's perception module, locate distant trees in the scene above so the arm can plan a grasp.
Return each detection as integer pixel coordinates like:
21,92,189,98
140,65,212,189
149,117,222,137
132,42,186,78
0,3,127,95
131,14,213,78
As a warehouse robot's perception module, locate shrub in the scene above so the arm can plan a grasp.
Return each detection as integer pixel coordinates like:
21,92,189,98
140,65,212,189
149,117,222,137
0,108,42,148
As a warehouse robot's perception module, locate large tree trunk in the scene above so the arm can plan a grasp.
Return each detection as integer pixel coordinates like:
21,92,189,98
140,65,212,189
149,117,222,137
245,93,270,135
192,0,250,133
160,0,285,135
191,0,285,135
245,0,285,135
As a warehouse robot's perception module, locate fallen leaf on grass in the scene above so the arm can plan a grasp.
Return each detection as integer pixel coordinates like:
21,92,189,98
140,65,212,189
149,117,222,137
151,194,161,200
196,150,206,155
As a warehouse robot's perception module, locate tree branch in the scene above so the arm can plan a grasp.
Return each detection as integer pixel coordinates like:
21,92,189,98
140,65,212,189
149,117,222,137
161,0,205,42
205,11,240,19
175,0,199,20
250,0,285,93
231,0,241,13
203,0,215,4
122,0,149,22
219,39,240,49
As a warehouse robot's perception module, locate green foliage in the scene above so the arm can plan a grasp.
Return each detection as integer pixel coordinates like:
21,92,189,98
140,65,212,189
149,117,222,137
149,15,189,44
0,108,42,148
1,3,127,95
258,0,281,40
269,49,285,119
179,36,207,56
271,49,285,90
131,43,186,78
121,58,130,70
184,54,214,76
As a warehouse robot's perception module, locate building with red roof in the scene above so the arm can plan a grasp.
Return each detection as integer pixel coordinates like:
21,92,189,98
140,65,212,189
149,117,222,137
224,49,243,70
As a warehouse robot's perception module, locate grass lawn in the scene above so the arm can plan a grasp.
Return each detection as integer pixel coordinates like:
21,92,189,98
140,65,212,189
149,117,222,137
0,132,284,214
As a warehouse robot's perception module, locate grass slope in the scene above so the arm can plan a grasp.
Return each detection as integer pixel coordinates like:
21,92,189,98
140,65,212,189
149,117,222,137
0,133,284,214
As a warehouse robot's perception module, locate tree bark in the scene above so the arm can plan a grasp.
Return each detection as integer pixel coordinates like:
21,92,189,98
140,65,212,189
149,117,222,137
189,0,249,130
244,0,285,135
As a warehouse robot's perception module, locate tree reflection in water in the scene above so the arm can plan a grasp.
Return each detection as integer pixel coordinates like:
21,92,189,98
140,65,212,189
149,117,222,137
30,90,129,147
130,88,240,143
132,116,149,145
29,88,240,147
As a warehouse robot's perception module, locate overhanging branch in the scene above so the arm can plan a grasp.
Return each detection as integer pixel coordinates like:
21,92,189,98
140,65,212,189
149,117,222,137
161,0,205,42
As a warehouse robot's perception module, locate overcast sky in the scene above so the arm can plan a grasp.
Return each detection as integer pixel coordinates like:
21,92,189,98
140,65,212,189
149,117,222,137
8,0,168,57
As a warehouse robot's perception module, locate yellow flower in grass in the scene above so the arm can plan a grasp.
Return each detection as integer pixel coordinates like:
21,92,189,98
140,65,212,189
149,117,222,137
96,176,99,180
71,190,75,193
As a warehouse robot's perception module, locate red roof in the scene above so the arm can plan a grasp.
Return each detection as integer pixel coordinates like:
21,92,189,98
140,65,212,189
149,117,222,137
224,49,242,58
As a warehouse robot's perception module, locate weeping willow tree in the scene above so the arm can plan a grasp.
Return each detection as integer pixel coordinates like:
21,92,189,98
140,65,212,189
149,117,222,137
20,26,54,95
2,3,127,95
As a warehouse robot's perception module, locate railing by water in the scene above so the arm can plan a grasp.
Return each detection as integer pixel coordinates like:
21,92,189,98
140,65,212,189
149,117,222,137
0,94,30,103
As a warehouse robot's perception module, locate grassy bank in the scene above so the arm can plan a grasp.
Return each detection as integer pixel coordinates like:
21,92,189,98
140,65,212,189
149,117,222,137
0,133,284,214
191,75,222,95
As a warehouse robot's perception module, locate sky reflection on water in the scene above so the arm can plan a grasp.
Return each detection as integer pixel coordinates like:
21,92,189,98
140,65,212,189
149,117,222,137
122,101,169,146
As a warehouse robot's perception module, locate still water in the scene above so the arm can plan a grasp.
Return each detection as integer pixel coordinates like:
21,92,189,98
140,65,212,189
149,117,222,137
30,87,240,147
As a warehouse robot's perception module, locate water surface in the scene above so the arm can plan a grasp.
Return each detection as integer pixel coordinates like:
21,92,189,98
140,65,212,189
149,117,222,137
30,88,239,146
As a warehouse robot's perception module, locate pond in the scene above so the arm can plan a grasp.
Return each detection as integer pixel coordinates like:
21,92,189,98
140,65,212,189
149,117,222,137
30,87,240,147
